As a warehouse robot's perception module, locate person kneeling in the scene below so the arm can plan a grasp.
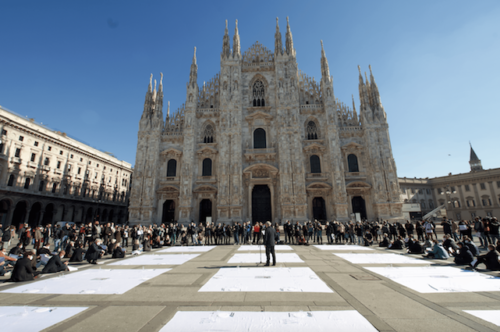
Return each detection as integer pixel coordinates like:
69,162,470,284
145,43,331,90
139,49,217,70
86,240,105,264
69,244,86,262
42,251,69,273
379,234,389,248
112,243,126,258
470,244,500,271
422,240,449,259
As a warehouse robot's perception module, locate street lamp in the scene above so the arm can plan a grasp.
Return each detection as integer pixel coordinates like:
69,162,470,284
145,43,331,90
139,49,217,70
440,186,457,219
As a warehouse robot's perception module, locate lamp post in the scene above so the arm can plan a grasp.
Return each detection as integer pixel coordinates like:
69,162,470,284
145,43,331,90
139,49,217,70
440,186,457,219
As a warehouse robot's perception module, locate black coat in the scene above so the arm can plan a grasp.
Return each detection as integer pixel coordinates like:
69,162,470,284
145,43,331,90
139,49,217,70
454,248,473,265
38,247,52,256
263,227,276,247
86,243,101,262
42,255,67,273
484,250,500,271
9,246,23,256
10,257,34,282
69,248,86,262
112,248,125,258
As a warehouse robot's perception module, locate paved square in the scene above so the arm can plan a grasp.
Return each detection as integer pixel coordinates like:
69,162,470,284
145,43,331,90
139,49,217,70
228,253,303,263
109,254,199,266
463,310,500,327
238,245,293,251
159,310,378,332
199,267,333,292
157,246,216,253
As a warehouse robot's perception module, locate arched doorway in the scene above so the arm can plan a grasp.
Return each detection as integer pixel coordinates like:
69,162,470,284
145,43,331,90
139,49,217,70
85,208,93,223
117,210,123,224
252,185,272,224
28,202,42,227
12,201,28,229
42,204,54,225
0,199,11,227
312,197,327,222
162,200,175,224
101,209,108,222
199,199,212,225
352,196,367,220
108,210,114,223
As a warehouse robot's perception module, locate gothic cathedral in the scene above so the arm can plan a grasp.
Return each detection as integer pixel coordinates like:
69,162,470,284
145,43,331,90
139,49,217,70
129,18,402,226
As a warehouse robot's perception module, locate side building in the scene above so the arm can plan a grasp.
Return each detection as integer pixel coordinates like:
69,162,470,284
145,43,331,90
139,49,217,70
0,106,133,229
399,145,500,220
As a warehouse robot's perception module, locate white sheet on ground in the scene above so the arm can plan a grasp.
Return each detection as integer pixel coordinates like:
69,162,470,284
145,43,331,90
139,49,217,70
366,266,500,293
1,306,88,332
1,269,170,294
109,254,199,265
334,253,428,264
199,267,333,293
314,245,374,251
238,245,293,251
228,253,304,263
159,310,377,332
463,310,500,326
158,246,216,253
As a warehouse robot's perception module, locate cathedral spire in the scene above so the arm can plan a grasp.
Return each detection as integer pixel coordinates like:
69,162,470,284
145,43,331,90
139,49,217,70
274,17,283,56
167,101,170,118
369,65,382,107
285,17,295,56
320,40,330,79
357,66,366,111
469,143,483,172
189,47,198,89
233,19,241,58
222,20,230,58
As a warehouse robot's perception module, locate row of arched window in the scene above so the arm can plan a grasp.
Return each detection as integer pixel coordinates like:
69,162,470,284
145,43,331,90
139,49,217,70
166,158,213,177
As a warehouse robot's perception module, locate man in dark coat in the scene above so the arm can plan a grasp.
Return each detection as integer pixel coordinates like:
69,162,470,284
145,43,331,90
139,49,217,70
263,221,276,266
70,244,86,262
10,250,39,282
453,243,474,265
472,244,500,271
112,244,125,258
86,240,104,264
42,251,68,273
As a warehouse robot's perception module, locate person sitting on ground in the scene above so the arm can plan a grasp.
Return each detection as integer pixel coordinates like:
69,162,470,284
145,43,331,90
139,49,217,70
0,248,17,276
9,243,23,256
442,235,458,255
379,234,390,247
38,244,52,256
463,236,479,256
143,235,152,251
112,243,126,258
152,235,162,249
107,239,117,255
495,239,500,253
64,241,75,259
86,239,105,264
69,243,86,262
10,250,39,281
422,240,449,259
470,244,500,271
363,231,373,246
407,238,424,254
164,234,171,246
42,250,69,273
423,236,433,250
453,242,474,266
298,234,309,245
388,236,404,250
180,231,188,246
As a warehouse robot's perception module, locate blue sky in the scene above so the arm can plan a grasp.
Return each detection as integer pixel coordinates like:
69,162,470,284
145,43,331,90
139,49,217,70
1,0,499,178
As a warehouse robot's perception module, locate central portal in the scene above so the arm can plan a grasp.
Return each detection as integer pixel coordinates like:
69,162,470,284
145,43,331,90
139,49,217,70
252,185,272,224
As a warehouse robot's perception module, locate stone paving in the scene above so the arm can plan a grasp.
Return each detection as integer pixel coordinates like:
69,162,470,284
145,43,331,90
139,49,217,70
2,238,500,331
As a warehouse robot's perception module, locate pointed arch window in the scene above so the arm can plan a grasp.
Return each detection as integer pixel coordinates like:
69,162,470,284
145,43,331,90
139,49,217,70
203,124,214,143
252,80,265,107
253,128,266,149
310,155,321,173
167,159,177,177
202,158,212,176
306,121,319,140
347,154,359,172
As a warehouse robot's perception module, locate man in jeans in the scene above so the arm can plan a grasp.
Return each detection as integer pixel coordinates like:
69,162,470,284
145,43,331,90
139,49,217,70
489,217,500,245
53,225,62,252
474,217,486,248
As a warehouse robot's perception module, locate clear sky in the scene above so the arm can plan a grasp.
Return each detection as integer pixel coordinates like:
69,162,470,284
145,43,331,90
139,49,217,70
1,0,499,178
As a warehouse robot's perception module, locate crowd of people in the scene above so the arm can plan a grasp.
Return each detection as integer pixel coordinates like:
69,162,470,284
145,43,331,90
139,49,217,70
1,216,499,281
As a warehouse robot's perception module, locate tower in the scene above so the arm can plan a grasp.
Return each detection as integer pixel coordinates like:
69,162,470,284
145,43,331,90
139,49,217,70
469,143,483,172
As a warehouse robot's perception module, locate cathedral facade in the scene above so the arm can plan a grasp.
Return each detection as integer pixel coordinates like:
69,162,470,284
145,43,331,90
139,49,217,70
129,18,402,226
